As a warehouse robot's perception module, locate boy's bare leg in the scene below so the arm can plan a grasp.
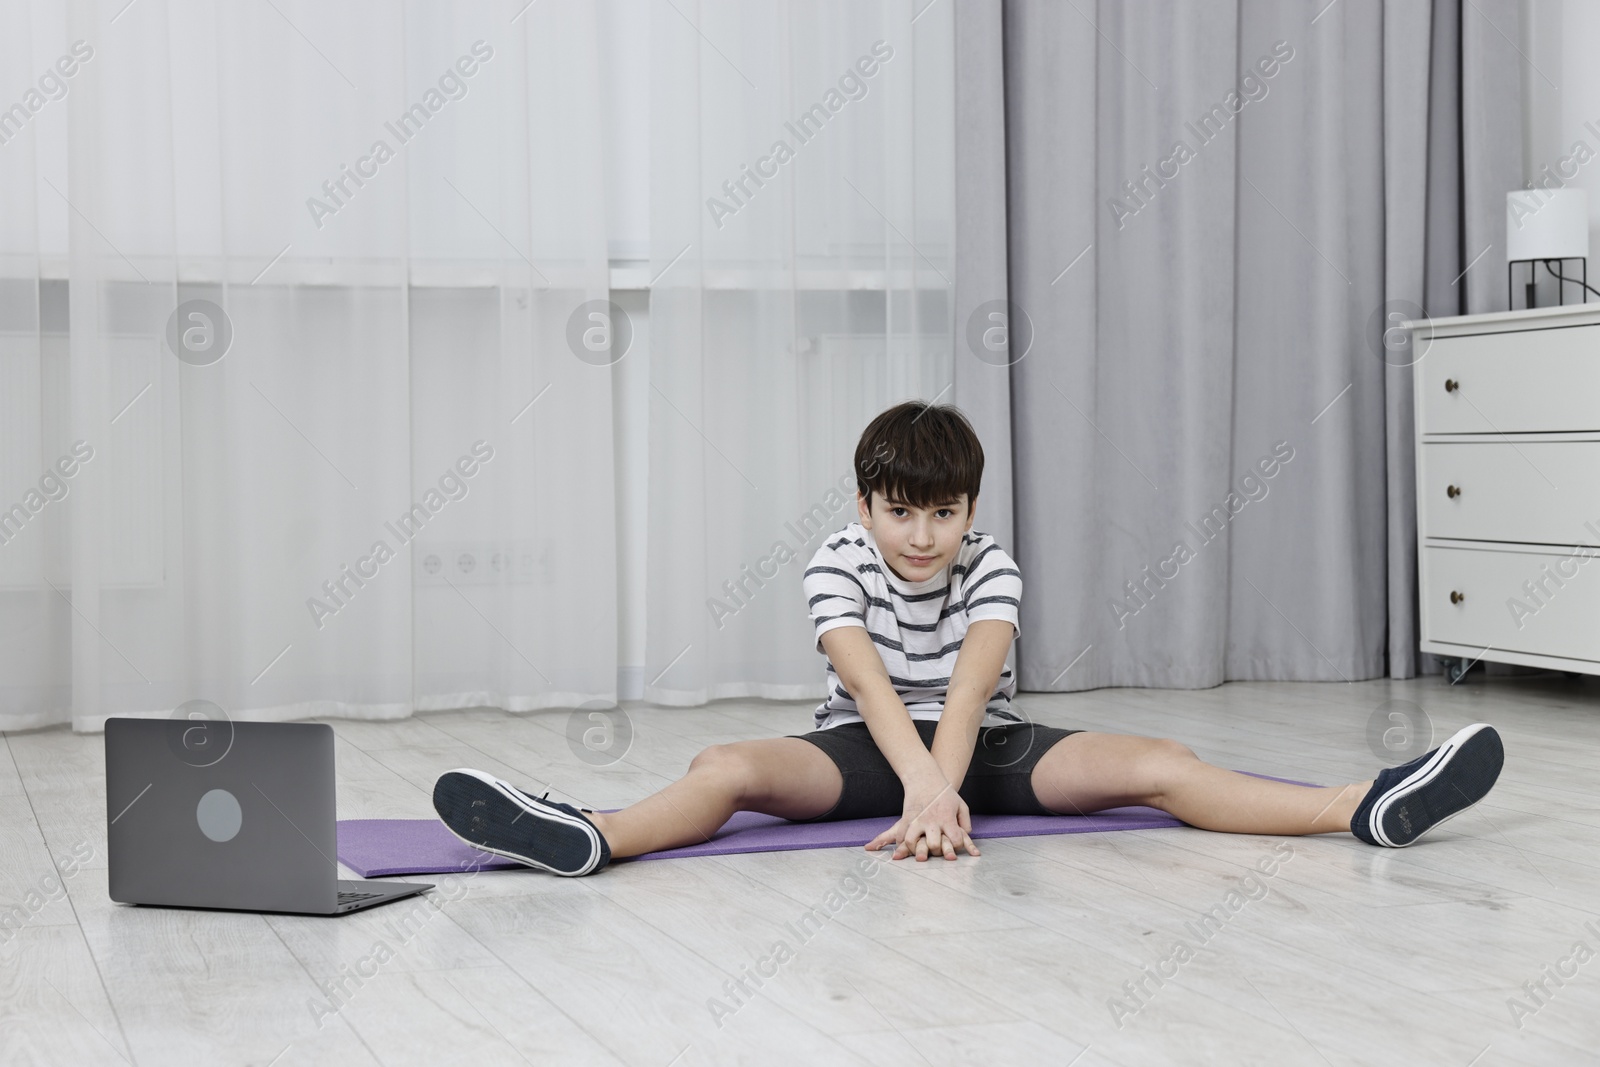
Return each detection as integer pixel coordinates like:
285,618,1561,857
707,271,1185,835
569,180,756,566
1030,733,1373,836
585,737,844,859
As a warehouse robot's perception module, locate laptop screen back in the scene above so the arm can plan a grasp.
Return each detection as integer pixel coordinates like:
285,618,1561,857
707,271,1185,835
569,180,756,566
106,718,339,913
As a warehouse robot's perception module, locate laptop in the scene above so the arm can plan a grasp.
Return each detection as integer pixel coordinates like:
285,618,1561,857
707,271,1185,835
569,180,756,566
105,717,432,915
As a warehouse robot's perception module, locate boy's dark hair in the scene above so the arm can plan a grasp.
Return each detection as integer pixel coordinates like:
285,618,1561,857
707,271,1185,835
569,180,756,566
854,401,983,512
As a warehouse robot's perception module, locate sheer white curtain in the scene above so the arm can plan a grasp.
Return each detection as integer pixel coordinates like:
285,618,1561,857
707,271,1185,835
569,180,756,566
643,1,957,704
1,0,615,731
0,0,957,732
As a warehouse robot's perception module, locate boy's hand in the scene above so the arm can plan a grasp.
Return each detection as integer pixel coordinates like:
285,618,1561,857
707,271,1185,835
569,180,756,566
866,774,981,861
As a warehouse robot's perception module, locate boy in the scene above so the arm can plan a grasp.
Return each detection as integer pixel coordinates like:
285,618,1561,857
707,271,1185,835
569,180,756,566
432,401,1504,876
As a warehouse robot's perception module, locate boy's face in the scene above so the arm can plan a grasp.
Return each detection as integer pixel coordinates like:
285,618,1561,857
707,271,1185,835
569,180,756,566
858,490,975,583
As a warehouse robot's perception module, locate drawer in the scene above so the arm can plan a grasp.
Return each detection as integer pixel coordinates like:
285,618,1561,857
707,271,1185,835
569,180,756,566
1421,544,1600,662
1418,326,1600,433
1420,441,1600,544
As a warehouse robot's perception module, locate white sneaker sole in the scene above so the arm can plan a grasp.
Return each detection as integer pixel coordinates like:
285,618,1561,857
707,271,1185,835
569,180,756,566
432,768,605,876
1368,723,1503,847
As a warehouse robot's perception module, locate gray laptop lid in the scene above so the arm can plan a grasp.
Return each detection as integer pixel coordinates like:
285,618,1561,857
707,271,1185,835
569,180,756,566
106,718,339,913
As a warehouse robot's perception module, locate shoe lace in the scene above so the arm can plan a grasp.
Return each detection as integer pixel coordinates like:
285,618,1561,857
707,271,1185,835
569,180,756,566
522,785,592,818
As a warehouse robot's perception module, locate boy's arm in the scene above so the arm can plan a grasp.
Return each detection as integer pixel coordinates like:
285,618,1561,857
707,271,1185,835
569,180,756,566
818,626,947,792
929,619,1016,789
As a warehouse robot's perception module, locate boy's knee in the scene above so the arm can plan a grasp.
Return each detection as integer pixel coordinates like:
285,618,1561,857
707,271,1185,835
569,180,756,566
1151,737,1196,762
1141,738,1197,797
688,743,756,799
1139,742,1203,783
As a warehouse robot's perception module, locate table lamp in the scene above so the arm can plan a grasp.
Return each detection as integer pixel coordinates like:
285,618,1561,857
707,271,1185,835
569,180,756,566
1506,187,1589,309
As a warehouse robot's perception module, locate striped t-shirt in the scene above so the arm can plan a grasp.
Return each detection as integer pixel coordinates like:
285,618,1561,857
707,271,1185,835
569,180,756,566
803,521,1023,730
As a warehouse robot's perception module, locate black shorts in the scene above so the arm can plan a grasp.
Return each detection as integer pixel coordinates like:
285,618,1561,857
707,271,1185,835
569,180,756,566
785,717,1083,821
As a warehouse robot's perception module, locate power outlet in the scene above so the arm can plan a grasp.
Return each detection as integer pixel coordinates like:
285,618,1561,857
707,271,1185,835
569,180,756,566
414,541,537,586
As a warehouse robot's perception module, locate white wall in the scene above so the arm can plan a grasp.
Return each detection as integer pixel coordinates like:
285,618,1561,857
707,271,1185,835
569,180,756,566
1522,0,1600,303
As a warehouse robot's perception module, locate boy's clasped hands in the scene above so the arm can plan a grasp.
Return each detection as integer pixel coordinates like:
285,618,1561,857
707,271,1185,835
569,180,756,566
865,767,982,862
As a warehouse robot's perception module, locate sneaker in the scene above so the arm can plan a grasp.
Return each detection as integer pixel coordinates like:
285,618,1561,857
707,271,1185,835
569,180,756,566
1350,724,1504,847
432,768,611,876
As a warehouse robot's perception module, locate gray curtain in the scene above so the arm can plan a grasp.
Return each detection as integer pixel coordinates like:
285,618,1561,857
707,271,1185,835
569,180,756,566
952,0,1017,554
992,0,1525,691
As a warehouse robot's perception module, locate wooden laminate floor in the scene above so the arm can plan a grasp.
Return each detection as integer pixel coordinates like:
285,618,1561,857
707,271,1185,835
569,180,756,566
4,675,1599,1065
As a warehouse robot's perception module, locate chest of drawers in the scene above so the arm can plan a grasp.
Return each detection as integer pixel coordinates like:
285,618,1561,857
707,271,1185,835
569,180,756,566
1409,304,1600,681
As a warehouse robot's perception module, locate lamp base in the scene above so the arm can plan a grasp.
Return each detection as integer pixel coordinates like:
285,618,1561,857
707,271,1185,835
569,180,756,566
1508,258,1589,310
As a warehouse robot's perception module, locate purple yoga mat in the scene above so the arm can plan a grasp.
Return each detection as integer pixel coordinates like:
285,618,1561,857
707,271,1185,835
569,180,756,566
336,772,1314,876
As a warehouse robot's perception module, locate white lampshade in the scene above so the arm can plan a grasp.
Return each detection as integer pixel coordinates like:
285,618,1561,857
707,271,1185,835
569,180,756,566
1507,188,1589,261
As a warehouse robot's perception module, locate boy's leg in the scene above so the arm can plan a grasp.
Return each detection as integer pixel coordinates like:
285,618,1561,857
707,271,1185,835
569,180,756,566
586,738,844,858
1029,733,1371,836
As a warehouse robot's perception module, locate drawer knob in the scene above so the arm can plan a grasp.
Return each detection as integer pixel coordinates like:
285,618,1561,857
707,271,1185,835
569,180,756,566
1450,590,1466,604
1446,484,1461,499
1444,378,1459,392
